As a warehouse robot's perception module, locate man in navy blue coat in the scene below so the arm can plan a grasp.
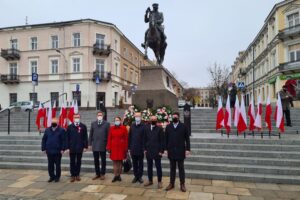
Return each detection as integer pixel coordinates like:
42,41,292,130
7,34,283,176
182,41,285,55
144,115,164,189
128,112,146,184
66,114,88,182
165,112,191,192
42,118,66,182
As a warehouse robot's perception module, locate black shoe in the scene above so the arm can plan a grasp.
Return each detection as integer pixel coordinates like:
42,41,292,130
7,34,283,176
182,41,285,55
287,124,293,127
132,177,138,183
138,178,144,184
48,178,55,183
112,176,118,183
54,178,60,182
117,175,122,182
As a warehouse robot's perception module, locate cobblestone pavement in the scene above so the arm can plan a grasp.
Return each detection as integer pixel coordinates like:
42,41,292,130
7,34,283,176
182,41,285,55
0,169,300,200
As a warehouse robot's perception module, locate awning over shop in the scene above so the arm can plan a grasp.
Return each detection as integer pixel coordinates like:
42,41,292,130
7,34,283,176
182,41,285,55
280,72,300,80
268,76,277,84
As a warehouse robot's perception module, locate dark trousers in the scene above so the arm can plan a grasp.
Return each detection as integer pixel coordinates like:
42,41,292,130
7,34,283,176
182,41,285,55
284,110,292,126
70,153,83,177
131,154,144,178
169,159,185,185
147,157,162,182
47,153,62,179
93,151,106,176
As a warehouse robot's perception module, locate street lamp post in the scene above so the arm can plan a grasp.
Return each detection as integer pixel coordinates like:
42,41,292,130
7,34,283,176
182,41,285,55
56,49,67,103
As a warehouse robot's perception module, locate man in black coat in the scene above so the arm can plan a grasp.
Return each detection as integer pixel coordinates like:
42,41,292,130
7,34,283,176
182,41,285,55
66,114,88,182
128,112,146,184
42,118,66,182
165,112,191,192
144,115,164,189
89,111,110,180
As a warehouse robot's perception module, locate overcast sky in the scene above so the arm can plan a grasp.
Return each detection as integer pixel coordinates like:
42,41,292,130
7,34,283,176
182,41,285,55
0,0,282,87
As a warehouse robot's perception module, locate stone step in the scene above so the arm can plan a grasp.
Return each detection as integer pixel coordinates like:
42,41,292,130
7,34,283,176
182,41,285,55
0,161,299,184
0,155,299,176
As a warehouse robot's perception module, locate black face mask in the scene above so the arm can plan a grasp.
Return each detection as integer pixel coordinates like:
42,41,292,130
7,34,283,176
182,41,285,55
151,121,157,125
173,118,179,123
51,123,57,128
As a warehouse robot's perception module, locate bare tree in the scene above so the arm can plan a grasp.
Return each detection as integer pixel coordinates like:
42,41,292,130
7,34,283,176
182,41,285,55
207,63,230,96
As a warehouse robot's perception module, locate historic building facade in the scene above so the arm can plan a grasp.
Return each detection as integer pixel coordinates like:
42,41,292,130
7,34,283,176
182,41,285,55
230,0,300,106
0,19,155,108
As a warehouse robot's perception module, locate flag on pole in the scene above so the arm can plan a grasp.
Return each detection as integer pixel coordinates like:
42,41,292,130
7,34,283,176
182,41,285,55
265,95,272,132
216,96,224,130
74,100,78,114
275,93,284,133
59,101,67,129
233,95,240,127
35,102,44,130
68,100,75,123
43,106,47,128
224,95,232,133
52,100,57,118
46,102,52,128
254,95,262,130
248,96,255,131
238,95,247,133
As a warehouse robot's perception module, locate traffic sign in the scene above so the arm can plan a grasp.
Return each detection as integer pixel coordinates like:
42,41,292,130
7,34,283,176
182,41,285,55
32,73,38,82
237,82,245,88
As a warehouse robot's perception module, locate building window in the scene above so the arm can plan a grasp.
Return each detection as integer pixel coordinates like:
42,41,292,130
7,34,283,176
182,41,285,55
9,63,17,75
124,91,127,102
123,66,127,80
287,12,300,27
30,60,38,74
9,93,17,105
115,63,119,76
72,58,80,72
51,35,59,49
72,91,81,107
51,59,58,74
114,39,118,51
10,39,18,49
96,59,105,73
31,37,37,50
50,92,59,107
135,72,138,83
288,44,300,62
29,93,38,104
96,34,105,48
130,69,134,82
166,76,170,87
73,33,80,47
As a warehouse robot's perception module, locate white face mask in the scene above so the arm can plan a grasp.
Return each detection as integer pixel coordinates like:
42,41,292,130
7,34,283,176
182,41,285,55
97,116,103,121
135,117,141,123
74,119,80,125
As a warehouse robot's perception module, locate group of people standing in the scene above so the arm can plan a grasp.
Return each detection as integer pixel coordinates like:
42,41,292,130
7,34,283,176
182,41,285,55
41,111,191,192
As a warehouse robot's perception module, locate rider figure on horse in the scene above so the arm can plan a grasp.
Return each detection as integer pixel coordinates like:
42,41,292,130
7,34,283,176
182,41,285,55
142,3,167,48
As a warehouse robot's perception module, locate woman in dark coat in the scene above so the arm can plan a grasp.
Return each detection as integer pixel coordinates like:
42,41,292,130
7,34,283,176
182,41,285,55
106,117,128,182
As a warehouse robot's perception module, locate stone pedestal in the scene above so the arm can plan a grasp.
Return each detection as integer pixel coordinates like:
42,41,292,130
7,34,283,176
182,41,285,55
132,66,178,111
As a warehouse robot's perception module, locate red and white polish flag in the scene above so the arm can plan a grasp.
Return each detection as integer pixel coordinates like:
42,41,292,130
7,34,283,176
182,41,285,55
233,95,240,127
254,95,262,130
248,96,255,131
224,95,232,133
216,96,224,130
238,95,247,133
275,93,284,133
68,100,75,123
52,100,57,118
46,102,52,128
59,101,67,129
265,95,272,132
35,102,44,130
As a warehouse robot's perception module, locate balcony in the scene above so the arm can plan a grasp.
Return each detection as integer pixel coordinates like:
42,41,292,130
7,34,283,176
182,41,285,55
239,68,247,76
92,71,111,82
92,43,111,56
1,48,20,60
279,61,300,74
278,24,300,40
0,74,20,84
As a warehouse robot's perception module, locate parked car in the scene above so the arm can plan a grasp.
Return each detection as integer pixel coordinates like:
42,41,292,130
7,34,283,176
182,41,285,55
178,99,185,108
9,101,34,111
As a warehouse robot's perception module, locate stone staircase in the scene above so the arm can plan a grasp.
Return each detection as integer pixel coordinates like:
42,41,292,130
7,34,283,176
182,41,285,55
0,108,300,184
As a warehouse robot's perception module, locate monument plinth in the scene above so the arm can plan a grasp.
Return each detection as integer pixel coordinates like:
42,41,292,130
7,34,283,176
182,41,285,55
132,66,178,111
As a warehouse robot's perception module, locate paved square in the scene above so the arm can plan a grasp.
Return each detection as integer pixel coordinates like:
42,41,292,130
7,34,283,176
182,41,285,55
0,169,299,199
